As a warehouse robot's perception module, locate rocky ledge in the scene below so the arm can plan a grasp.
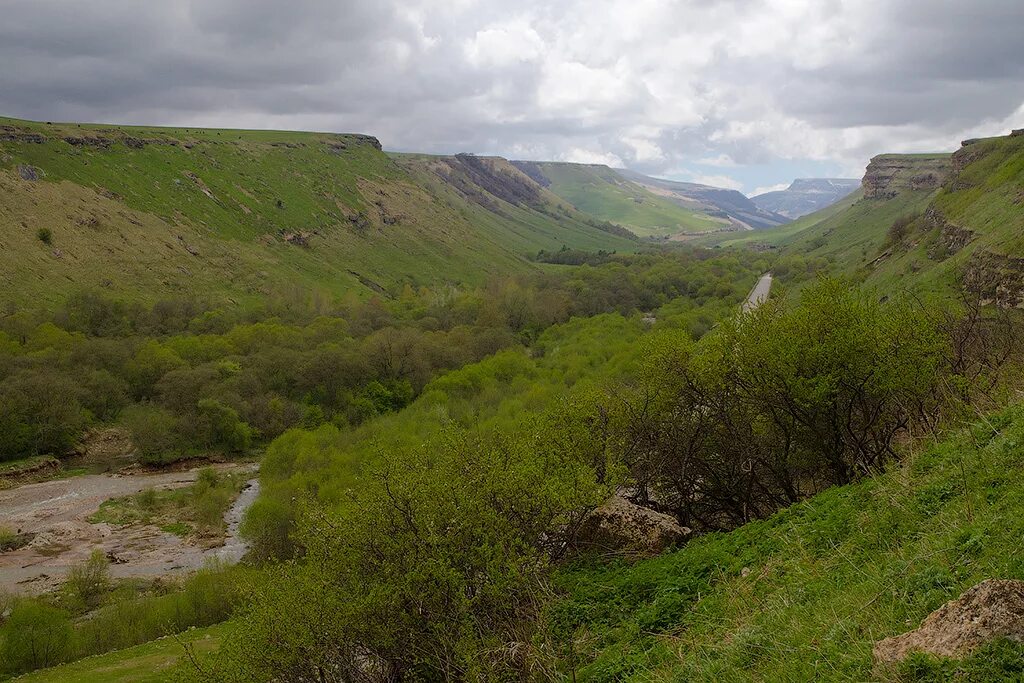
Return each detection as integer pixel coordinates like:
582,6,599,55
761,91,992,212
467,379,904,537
862,154,952,199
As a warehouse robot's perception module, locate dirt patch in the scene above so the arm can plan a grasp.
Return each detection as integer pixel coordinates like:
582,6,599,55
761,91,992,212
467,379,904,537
0,462,256,595
874,579,1024,664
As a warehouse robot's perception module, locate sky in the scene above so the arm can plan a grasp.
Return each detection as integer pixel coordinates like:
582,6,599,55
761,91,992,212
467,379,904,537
1,0,1022,196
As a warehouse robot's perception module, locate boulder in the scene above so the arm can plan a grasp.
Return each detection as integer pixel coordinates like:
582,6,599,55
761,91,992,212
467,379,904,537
573,495,690,557
17,164,40,181
874,579,1024,664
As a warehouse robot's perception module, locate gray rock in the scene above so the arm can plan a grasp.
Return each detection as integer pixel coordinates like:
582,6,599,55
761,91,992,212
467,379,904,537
573,495,690,557
874,579,1024,664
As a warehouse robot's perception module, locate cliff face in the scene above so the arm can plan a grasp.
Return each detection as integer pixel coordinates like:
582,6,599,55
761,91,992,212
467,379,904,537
861,154,952,199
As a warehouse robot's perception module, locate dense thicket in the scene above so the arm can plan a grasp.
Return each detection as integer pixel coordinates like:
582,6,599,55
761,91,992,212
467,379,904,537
0,250,760,464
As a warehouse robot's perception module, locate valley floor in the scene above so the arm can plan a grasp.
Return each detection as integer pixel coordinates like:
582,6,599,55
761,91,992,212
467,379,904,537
0,464,256,594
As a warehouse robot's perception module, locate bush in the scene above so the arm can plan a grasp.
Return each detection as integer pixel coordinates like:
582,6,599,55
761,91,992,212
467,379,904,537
196,399,253,453
63,550,111,611
0,601,73,674
36,227,52,245
121,403,180,462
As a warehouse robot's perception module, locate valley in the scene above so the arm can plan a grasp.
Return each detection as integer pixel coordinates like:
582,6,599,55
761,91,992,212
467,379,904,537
2,121,1024,683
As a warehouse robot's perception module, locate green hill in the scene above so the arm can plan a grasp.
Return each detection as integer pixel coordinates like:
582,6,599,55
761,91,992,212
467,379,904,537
511,161,729,237
0,117,635,308
550,401,1024,681
738,131,1024,302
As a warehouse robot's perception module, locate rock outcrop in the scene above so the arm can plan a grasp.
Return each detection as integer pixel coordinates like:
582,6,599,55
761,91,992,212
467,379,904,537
573,495,691,556
874,579,1024,664
862,154,951,199
963,251,1024,308
924,207,974,257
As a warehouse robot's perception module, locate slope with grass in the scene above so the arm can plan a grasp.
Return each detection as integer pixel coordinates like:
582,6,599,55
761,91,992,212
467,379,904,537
12,622,226,683
509,161,728,238
547,400,1024,681
616,168,790,230
766,132,1024,301
0,117,634,308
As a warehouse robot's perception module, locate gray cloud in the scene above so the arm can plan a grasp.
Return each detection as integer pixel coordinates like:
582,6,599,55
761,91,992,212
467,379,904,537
1,0,1021,191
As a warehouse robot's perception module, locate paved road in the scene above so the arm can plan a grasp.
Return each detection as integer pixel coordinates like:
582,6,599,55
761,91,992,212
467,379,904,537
743,272,773,312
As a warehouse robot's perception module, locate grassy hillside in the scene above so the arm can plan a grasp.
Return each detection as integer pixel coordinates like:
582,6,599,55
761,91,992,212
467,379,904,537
510,161,727,237
548,400,1024,681
0,117,634,308
13,623,226,682
766,133,1024,303
700,189,864,249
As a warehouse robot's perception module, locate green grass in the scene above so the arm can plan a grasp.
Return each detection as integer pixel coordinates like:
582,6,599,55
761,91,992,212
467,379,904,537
702,189,863,249
548,400,1024,681
88,468,249,541
10,622,227,683
0,117,634,308
525,162,727,237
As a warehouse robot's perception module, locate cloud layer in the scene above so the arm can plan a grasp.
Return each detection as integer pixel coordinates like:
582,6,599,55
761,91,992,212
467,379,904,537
2,0,1022,192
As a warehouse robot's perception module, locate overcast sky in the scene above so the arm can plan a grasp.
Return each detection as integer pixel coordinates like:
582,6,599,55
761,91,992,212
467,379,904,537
2,0,1022,195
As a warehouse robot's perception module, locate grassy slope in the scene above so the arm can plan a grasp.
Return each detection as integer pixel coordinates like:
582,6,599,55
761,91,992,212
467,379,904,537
699,189,863,249
551,400,1024,681
0,117,633,307
738,134,1023,302
12,623,226,683
525,162,726,237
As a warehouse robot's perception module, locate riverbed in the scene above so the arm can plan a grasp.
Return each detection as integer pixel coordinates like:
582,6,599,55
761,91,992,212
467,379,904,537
0,463,258,594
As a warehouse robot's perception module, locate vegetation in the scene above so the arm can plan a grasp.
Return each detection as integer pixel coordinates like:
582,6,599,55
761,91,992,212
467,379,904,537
7,123,1024,683
0,251,759,464
0,117,635,308
0,560,248,678
513,161,726,237
12,623,227,683
178,274,1018,681
544,400,1024,681
89,467,251,540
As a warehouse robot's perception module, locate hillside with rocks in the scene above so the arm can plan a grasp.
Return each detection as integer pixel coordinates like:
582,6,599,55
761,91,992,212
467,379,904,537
0,117,635,307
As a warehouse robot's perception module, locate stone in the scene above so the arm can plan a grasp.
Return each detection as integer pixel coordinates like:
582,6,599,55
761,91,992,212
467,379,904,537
874,579,1024,664
573,495,691,557
17,164,40,181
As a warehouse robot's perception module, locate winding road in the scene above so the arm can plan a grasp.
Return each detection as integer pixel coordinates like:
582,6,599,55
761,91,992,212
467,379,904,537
743,272,773,312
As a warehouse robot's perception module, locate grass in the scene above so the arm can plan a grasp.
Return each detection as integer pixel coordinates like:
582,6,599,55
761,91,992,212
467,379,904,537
88,468,250,542
547,399,1024,681
701,189,863,249
0,116,634,308
10,622,227,683
525,162,727,237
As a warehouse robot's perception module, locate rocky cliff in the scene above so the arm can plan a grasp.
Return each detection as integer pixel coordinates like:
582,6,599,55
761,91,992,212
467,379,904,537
861,154,952,199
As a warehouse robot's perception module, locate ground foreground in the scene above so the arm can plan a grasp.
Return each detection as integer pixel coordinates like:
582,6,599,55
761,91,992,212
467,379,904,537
12,623,225,683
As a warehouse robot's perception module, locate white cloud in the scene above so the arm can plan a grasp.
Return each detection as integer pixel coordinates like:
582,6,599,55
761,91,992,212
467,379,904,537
695,154,737,167
1,0,1022,190
559,147,625,167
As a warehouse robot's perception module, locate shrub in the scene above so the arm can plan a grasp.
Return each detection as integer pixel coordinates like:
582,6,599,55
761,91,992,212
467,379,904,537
121,403,180,462
63,550,111,611
36,227,52,245
0,601,73,674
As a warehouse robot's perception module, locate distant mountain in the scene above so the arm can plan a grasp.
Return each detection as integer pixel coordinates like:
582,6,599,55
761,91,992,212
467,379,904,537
751,178,860,219
615,169,790,230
